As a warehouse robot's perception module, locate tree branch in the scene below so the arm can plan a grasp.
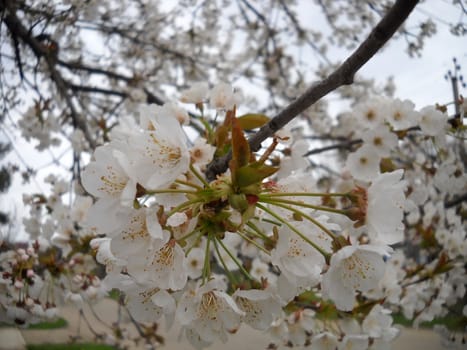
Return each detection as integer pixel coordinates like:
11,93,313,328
57,59,134,82
303,139,362,157
69,83,128,98
205,0,419,181
445,192,467,208
1,1,97,148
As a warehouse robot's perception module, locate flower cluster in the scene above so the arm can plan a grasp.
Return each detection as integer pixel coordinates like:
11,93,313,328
0,177,104,326
80,83,417,349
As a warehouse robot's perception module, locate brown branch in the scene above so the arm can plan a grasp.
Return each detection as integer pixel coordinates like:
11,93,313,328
69,84,165,106
57,59,134,82
69,83,128,98
303,139,362,157
445,192,467,208
205,0,420,181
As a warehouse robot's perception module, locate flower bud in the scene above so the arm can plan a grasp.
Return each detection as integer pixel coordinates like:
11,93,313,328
229,193,249,213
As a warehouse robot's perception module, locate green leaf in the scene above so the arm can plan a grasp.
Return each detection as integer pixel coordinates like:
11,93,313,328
235,162,278,188
229,114,251,188
230,115,250,168
237,113,269,130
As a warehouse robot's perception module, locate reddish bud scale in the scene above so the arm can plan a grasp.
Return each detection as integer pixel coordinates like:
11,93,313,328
246,194,259,205
262,180,278,191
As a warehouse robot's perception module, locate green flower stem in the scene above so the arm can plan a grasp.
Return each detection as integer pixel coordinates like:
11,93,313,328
253,216,282,227
177,227,202,245
175,179,203,190
237,229,271,255
145,188,198,195
256,203,331,260
246,221,274,243
260,192,348,198
190,163,210,187
258,197,347,216
263,200,337,241
184,231,205,256
215,236,253,280
202,236,212,284
166,198,203,218
212,237,238,285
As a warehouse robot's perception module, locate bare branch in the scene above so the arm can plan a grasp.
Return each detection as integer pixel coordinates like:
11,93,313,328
1,1,97,148
303,139,362,157
57,59,134,82
69,83,128,98
445,192,467,208
206,0,419,181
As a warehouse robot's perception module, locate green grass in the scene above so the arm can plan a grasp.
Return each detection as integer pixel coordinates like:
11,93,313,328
0,318,67,329
393,312,466,331
27,344,116,350
27,317,68,330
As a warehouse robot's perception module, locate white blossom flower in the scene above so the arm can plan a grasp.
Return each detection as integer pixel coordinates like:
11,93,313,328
362,305,399,342
352,97,387,130
271,223,326,291
50,231,71,253
364,260,403,304
339,334,369,350
189,138,216,168
127,285,176,324
382,98,420,130
418,105,448,136
18,105,61,151
361,124,398,157
233,289,282,330
162,101,190,125
250,257,277,286
180,82,209,104
127,230,187,291
114,104,190,190
185,247,204,279
109,207,163,258
322,244,390,311
81,144,137,232
366,170,406,245
105,273,175,324
275,139,310,179
285,309,316,346
346,144,381,182
177,278,244,345
209,82,242,110
312,332,340,350
70,196,93,223
82,144,135,202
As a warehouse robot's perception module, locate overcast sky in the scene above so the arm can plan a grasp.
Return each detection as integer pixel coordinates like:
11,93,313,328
361,2,466,110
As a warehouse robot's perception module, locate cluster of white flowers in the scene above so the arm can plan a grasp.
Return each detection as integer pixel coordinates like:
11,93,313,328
2,0,465,347
345,96,449,182
330,93,466,348
17,103,62,151
3,80,465,348
0,176,105,326
75,82,421,349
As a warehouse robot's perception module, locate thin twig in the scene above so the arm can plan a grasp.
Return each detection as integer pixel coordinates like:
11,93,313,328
445,192,467,208
303,139,362,157
1,1,97,148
